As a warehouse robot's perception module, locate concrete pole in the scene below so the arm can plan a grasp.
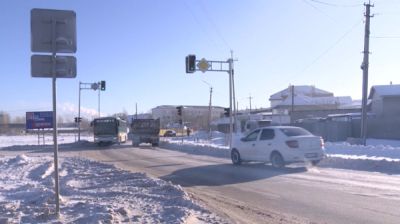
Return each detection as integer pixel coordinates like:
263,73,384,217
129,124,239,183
361,2,372,146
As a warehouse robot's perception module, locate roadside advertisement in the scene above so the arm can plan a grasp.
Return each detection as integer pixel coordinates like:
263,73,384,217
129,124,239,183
26,111,53,129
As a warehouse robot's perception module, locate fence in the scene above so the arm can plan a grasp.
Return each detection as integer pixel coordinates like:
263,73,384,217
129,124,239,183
288,122,353,142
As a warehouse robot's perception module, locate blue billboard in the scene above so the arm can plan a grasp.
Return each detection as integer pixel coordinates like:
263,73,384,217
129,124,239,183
26,111,53,129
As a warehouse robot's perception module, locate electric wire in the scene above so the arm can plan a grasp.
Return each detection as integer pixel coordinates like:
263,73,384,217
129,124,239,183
309,0,363,7
181,0,226,57
254,17,364,99
196,0,231,51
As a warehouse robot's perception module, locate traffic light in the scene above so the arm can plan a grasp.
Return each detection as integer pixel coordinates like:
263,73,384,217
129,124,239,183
186,55,196,73
176,106,183,116
179,119,183,125
101,81,106,91
74,117,78,123
224,108,230,117
78,117,82,122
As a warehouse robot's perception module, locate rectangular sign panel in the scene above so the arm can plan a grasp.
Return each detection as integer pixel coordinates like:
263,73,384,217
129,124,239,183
31,9,77,53
31,55,77,78
26,111,53,129
272,109,289,115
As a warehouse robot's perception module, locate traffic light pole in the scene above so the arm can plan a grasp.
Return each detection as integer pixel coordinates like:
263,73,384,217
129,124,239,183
78,81,81,141
185,55,236,148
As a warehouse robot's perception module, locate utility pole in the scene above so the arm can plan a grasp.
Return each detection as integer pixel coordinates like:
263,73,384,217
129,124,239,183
247,94,253,113
98,83,100,118
231,50,238,134
208,87,213,141
135,103,137,119
291,85,295,113
361,1,373,146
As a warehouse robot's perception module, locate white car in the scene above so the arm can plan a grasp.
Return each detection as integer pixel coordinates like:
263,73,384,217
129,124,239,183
230,126,325,168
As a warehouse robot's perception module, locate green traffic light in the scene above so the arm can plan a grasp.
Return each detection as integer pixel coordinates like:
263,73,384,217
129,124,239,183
190,67,194,70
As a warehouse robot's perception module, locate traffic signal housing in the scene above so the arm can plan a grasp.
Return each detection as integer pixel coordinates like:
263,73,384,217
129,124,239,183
176,106,183,116
74,117,78,123
224,108,230,117
75,117,82,123
101,81,106,91
179,119,183,125
186,55,196,73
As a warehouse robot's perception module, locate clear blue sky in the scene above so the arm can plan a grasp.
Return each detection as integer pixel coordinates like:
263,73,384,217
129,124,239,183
1,0,400,121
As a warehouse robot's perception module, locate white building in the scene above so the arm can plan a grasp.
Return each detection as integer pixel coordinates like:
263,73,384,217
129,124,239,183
152,105,225,128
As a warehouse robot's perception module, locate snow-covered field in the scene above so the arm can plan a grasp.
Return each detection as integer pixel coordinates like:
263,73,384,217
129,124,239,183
0,134,93,148
162,132,400,173
0,155,218,223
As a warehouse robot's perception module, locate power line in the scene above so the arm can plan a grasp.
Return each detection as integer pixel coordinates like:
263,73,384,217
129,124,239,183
309,0,363,7
255,17,364,99
303,0,348,28
181,0,225,57
196,0,231,51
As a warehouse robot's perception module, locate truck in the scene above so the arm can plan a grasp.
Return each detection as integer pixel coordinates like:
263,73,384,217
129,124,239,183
130,118,160,147
244,119,276,134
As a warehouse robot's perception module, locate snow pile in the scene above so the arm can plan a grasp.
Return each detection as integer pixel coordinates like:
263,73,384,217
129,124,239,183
0,155,218,223
0,134,93,149
324,141,400,159
162,134,400,173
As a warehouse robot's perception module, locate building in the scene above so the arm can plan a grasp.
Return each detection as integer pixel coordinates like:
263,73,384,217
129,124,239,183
368,84,400,117
269,85,334,108
151,105,225,129
273,94,353,111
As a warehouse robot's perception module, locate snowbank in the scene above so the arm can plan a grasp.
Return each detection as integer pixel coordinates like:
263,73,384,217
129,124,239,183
162,136,400,173
0,134,93,148
0,155,218,223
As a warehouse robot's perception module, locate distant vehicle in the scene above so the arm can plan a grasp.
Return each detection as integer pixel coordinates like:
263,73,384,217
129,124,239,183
131,119,160,147
231,126,325,168
92,117,127,145
163,130,176,137
244,120,275,134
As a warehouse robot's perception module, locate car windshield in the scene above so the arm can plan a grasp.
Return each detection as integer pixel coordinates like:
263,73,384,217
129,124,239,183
280,128,312,137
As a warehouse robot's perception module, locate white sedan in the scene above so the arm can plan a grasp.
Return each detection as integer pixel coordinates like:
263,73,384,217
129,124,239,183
230,126,325,168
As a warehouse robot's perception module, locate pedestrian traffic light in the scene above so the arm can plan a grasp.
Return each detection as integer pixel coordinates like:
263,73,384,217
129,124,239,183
186,55,196,73
224,108,230,117
101,81,106,91
176,106,183,116
179,119,183,125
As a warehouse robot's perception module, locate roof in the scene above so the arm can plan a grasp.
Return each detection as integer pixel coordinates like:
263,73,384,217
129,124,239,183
275,94,352,107
368,84,400,99
152,105,225,110
269,85,333,101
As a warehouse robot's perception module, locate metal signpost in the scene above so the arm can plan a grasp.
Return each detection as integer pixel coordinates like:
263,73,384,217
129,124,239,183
186,55,235,148
31,8,77,215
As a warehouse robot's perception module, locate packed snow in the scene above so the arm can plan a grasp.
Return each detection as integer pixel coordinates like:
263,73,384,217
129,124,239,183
0,155,218,223
162,131,400,173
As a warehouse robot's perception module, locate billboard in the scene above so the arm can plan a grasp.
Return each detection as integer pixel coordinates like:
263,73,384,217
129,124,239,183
26,111,53,129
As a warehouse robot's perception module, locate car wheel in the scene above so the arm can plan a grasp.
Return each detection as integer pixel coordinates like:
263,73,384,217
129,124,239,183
271,152,285,169
152,143,158,147
231,149,242,165
311,160,320,166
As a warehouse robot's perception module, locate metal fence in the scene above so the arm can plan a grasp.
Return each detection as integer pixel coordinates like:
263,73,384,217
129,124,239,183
287,122,353,142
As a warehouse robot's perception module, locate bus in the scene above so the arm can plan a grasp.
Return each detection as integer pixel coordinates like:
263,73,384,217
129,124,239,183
92,117,127,145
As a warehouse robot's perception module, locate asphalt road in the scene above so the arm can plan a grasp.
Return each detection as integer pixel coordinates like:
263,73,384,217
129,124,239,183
2,141,400,224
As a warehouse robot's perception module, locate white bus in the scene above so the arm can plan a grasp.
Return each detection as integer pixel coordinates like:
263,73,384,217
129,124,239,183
92,117,127,145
